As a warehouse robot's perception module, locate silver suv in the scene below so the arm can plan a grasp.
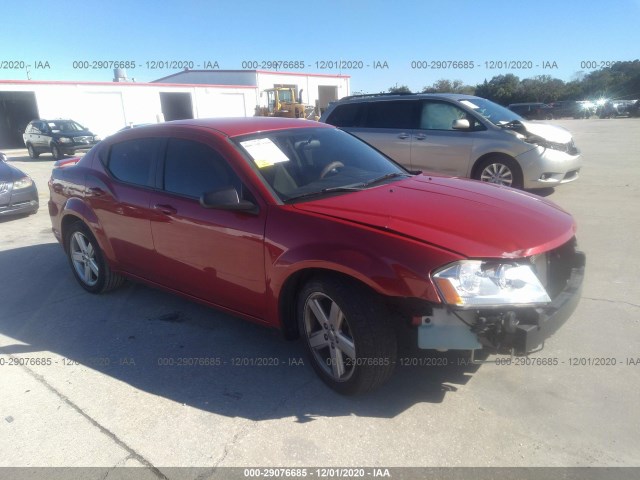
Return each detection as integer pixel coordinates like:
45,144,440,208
320,93,582,189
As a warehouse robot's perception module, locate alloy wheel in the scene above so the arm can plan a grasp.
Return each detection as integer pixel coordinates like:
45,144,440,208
480,163,513,186
303,292,356,382
70,232,99,287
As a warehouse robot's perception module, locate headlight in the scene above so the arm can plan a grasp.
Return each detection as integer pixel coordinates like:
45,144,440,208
58,137,72,144
523,134,570,152
433,260,551,308
524,134,552,149
13,176,33,190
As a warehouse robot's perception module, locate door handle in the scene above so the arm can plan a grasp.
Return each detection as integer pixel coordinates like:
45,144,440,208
398,133,410,140
87,187,105,196
415,134,427,140
153,204,177,215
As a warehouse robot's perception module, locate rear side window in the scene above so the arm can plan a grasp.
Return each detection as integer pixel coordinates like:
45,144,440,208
108,138,158,187
163,138,237,198
363,101,417,129
325,103,364,127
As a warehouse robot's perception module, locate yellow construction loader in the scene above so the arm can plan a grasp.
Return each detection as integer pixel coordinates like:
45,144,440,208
255,87,311,118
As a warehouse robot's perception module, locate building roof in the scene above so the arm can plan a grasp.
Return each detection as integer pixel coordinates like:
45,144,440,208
152,69,351,85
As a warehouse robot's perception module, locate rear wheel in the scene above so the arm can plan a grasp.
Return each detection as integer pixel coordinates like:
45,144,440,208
297,275,397,395
474,156,523,189
27,144,39,159
66,222,125,293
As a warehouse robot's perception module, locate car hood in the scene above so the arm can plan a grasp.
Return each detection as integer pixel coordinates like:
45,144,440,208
0,160,22,181
293,175,576,258
520,121,573,143
54,129,94,137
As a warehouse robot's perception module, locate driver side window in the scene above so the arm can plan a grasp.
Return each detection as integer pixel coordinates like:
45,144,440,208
163,138,244,200
419,102,469,130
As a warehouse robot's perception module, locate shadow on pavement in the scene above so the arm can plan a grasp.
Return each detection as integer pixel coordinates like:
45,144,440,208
526,187,555,197
0,244,480,422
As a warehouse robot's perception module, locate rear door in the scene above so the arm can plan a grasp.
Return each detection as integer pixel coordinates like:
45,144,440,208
87,137,160,278
349,100,418,168
32,121,48,151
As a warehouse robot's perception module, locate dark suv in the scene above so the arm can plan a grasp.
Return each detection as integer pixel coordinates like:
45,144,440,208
23,119,100,160
507,103,553,120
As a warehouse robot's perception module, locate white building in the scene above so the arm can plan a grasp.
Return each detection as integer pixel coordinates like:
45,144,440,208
153,69,350,115
0,70,350,149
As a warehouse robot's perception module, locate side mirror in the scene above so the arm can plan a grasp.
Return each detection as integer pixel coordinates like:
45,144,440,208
200,187,258,214
452,119,471,130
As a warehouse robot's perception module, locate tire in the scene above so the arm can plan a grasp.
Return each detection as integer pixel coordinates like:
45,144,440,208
65,221,125,294
474,155,523,189
51,144,64,160
27,144,39,159
297,275,397,395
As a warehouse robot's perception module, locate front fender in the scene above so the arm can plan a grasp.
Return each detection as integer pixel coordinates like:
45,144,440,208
263,206,463,327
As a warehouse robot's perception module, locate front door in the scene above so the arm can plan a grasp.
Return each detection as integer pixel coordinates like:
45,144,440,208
148,137,267,319
409,100,477,176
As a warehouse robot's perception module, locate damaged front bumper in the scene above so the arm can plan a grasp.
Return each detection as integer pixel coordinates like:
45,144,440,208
418,250,585,355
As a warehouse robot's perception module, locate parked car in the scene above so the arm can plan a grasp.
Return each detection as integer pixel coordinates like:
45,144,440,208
576,100,596,118
48,118,585,394
507,102,554,120
0,152,39,216
548,100,592,119
23,119,100,160
320,94,581,189
117,123,154,132
597,100,618,118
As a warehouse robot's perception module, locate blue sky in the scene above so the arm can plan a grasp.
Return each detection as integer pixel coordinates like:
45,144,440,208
1,0,639,92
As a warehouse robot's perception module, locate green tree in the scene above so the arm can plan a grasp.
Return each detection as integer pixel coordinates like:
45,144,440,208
474,74,523,105
422,79,475,95
388,84,412,94
520,75,565,103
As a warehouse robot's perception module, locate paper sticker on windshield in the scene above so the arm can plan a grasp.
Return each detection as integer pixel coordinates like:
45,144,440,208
240,138,289,168
459,100,479,109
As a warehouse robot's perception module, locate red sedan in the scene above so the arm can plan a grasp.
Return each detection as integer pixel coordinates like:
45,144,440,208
48,117,585,394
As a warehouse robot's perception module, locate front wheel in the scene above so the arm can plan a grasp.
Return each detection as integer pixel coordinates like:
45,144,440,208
51,144,64,160
66,222,125,293
474,156,523,189
297,276,397,395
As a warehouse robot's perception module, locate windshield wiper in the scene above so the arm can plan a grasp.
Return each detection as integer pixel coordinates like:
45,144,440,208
284,173,408,203
285,185,364,202
359,171,409,188
497,119,525,132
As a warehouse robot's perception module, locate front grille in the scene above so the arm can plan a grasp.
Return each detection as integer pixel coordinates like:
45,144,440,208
530,238,580,299
73,136,93,144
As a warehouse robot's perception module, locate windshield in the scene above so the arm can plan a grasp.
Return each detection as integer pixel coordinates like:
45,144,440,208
278,89,294,102
457,98,524,125
48,120,86,132
234,127,408,202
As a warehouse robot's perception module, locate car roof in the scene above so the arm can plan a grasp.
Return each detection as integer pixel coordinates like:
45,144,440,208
143,117,333,138
333,93,482,104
